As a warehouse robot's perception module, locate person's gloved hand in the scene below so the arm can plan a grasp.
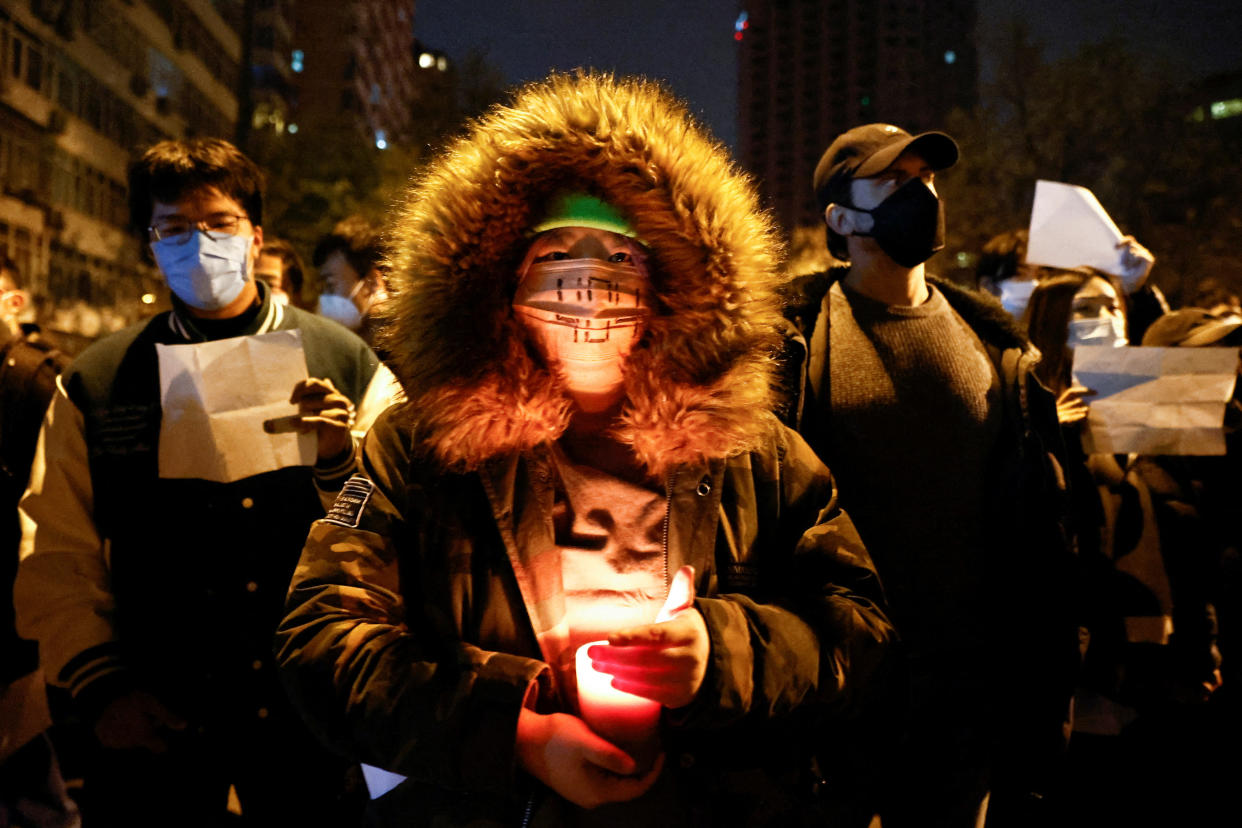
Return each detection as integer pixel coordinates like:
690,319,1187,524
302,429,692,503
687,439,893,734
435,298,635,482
94,689,186,753
289,377,355,461
515,708,663,808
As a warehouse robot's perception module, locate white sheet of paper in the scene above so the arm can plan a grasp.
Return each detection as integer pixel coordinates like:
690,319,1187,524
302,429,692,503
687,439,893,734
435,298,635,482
360,763,407,800
1026,180,1127,277
157,329,315,482
1073,345,1239,455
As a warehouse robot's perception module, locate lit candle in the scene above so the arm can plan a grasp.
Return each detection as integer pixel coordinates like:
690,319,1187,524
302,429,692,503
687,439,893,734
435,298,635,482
575,640,661,773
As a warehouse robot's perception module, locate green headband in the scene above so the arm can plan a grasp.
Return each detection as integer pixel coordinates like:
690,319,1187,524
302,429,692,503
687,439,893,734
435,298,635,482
530,192,638,239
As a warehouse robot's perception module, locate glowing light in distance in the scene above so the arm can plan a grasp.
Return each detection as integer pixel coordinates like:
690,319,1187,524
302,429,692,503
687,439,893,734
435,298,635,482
734,10,748,40
1211,98,1242,120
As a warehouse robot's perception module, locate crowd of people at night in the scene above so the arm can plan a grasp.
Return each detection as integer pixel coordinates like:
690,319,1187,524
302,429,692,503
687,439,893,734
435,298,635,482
2,71,1238,828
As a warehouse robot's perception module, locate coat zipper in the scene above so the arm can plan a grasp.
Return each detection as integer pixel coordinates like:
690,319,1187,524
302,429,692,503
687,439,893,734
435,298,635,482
519,789,537,828
521,466,676,828
662,469,677,589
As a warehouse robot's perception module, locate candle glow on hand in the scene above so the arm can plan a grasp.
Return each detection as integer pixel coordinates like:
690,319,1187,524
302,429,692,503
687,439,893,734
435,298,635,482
570,566,700,771
574,640,662,746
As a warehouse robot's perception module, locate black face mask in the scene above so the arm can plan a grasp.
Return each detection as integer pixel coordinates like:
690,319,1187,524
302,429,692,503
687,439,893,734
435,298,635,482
848,178,946,268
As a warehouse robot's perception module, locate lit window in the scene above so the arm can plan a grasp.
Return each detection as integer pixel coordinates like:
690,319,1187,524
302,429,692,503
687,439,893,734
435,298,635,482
375,129,387,150
370,83,381,104
419,52,434,69
1210,98,1242,120
437,56,448,72
944,50,956,64
291,49,304,73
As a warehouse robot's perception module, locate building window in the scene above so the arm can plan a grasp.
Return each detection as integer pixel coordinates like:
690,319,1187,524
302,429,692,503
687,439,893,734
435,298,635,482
25,42,43,89
1210,98,1242,120
8,34,22,79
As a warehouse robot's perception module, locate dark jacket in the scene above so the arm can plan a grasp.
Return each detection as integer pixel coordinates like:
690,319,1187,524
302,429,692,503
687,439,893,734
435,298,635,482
1128,444,1239,695
784,267,1079,799
275,73,896,827
280,412,891,826
1071,448,1223,711
15,282,377,737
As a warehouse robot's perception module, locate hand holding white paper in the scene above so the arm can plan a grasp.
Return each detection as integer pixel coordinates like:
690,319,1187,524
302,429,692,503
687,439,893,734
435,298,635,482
1026,180,1128,278
156,329,316,482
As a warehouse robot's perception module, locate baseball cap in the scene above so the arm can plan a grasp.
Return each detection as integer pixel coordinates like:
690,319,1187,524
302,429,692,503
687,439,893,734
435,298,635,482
813,124,959,211
1141,308,1242,348
530,191,637,239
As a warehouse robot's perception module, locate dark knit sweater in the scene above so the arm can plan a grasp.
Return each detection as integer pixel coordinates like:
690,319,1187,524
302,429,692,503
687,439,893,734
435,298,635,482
813,280,1002,658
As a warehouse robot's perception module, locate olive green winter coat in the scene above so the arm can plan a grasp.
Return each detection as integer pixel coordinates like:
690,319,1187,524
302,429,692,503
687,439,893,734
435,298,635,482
275,72,894,827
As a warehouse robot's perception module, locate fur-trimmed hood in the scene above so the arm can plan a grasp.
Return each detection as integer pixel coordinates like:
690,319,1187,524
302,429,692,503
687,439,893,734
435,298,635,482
378,73,786,477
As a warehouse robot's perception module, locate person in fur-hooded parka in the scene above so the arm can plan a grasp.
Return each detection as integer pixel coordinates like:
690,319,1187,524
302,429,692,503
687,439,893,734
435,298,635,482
276,72,893,827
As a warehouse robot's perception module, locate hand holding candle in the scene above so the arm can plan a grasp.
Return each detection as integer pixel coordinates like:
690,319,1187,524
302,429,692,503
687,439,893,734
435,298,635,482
574,642,663,773
514,708,664,808
586,566,709,709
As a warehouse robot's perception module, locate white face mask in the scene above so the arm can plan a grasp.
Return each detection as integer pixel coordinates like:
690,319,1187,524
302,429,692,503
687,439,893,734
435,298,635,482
998,278,1037,320
1067,315,1127,349
513,258,651,400
318,292,363,330
1,289,29,326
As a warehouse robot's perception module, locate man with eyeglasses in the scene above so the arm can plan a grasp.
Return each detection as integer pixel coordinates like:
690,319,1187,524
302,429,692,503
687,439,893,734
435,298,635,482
13,138,375,826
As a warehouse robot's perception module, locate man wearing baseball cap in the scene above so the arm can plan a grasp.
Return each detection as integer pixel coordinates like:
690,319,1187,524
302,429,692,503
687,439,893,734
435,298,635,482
790,125,1077,826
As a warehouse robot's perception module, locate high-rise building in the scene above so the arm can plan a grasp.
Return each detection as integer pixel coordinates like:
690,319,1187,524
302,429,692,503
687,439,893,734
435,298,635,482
737,0,977,234
0,0,241,345
288,0,418,149
245,0,297,141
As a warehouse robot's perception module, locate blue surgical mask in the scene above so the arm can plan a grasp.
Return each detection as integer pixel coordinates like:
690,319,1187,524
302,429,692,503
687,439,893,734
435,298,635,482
998,278,1037,320
1067,315,1127,349
152,232,253,311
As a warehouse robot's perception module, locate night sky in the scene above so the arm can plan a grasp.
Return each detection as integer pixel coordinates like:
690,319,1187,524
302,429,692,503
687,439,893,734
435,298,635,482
413,0,1242,152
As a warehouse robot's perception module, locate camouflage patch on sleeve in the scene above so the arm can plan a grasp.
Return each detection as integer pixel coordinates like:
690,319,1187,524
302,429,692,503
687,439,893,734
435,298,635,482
323,475,375,528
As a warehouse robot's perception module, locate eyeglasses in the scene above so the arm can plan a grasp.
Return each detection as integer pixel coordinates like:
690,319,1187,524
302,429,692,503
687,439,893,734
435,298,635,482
148,213,249,245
